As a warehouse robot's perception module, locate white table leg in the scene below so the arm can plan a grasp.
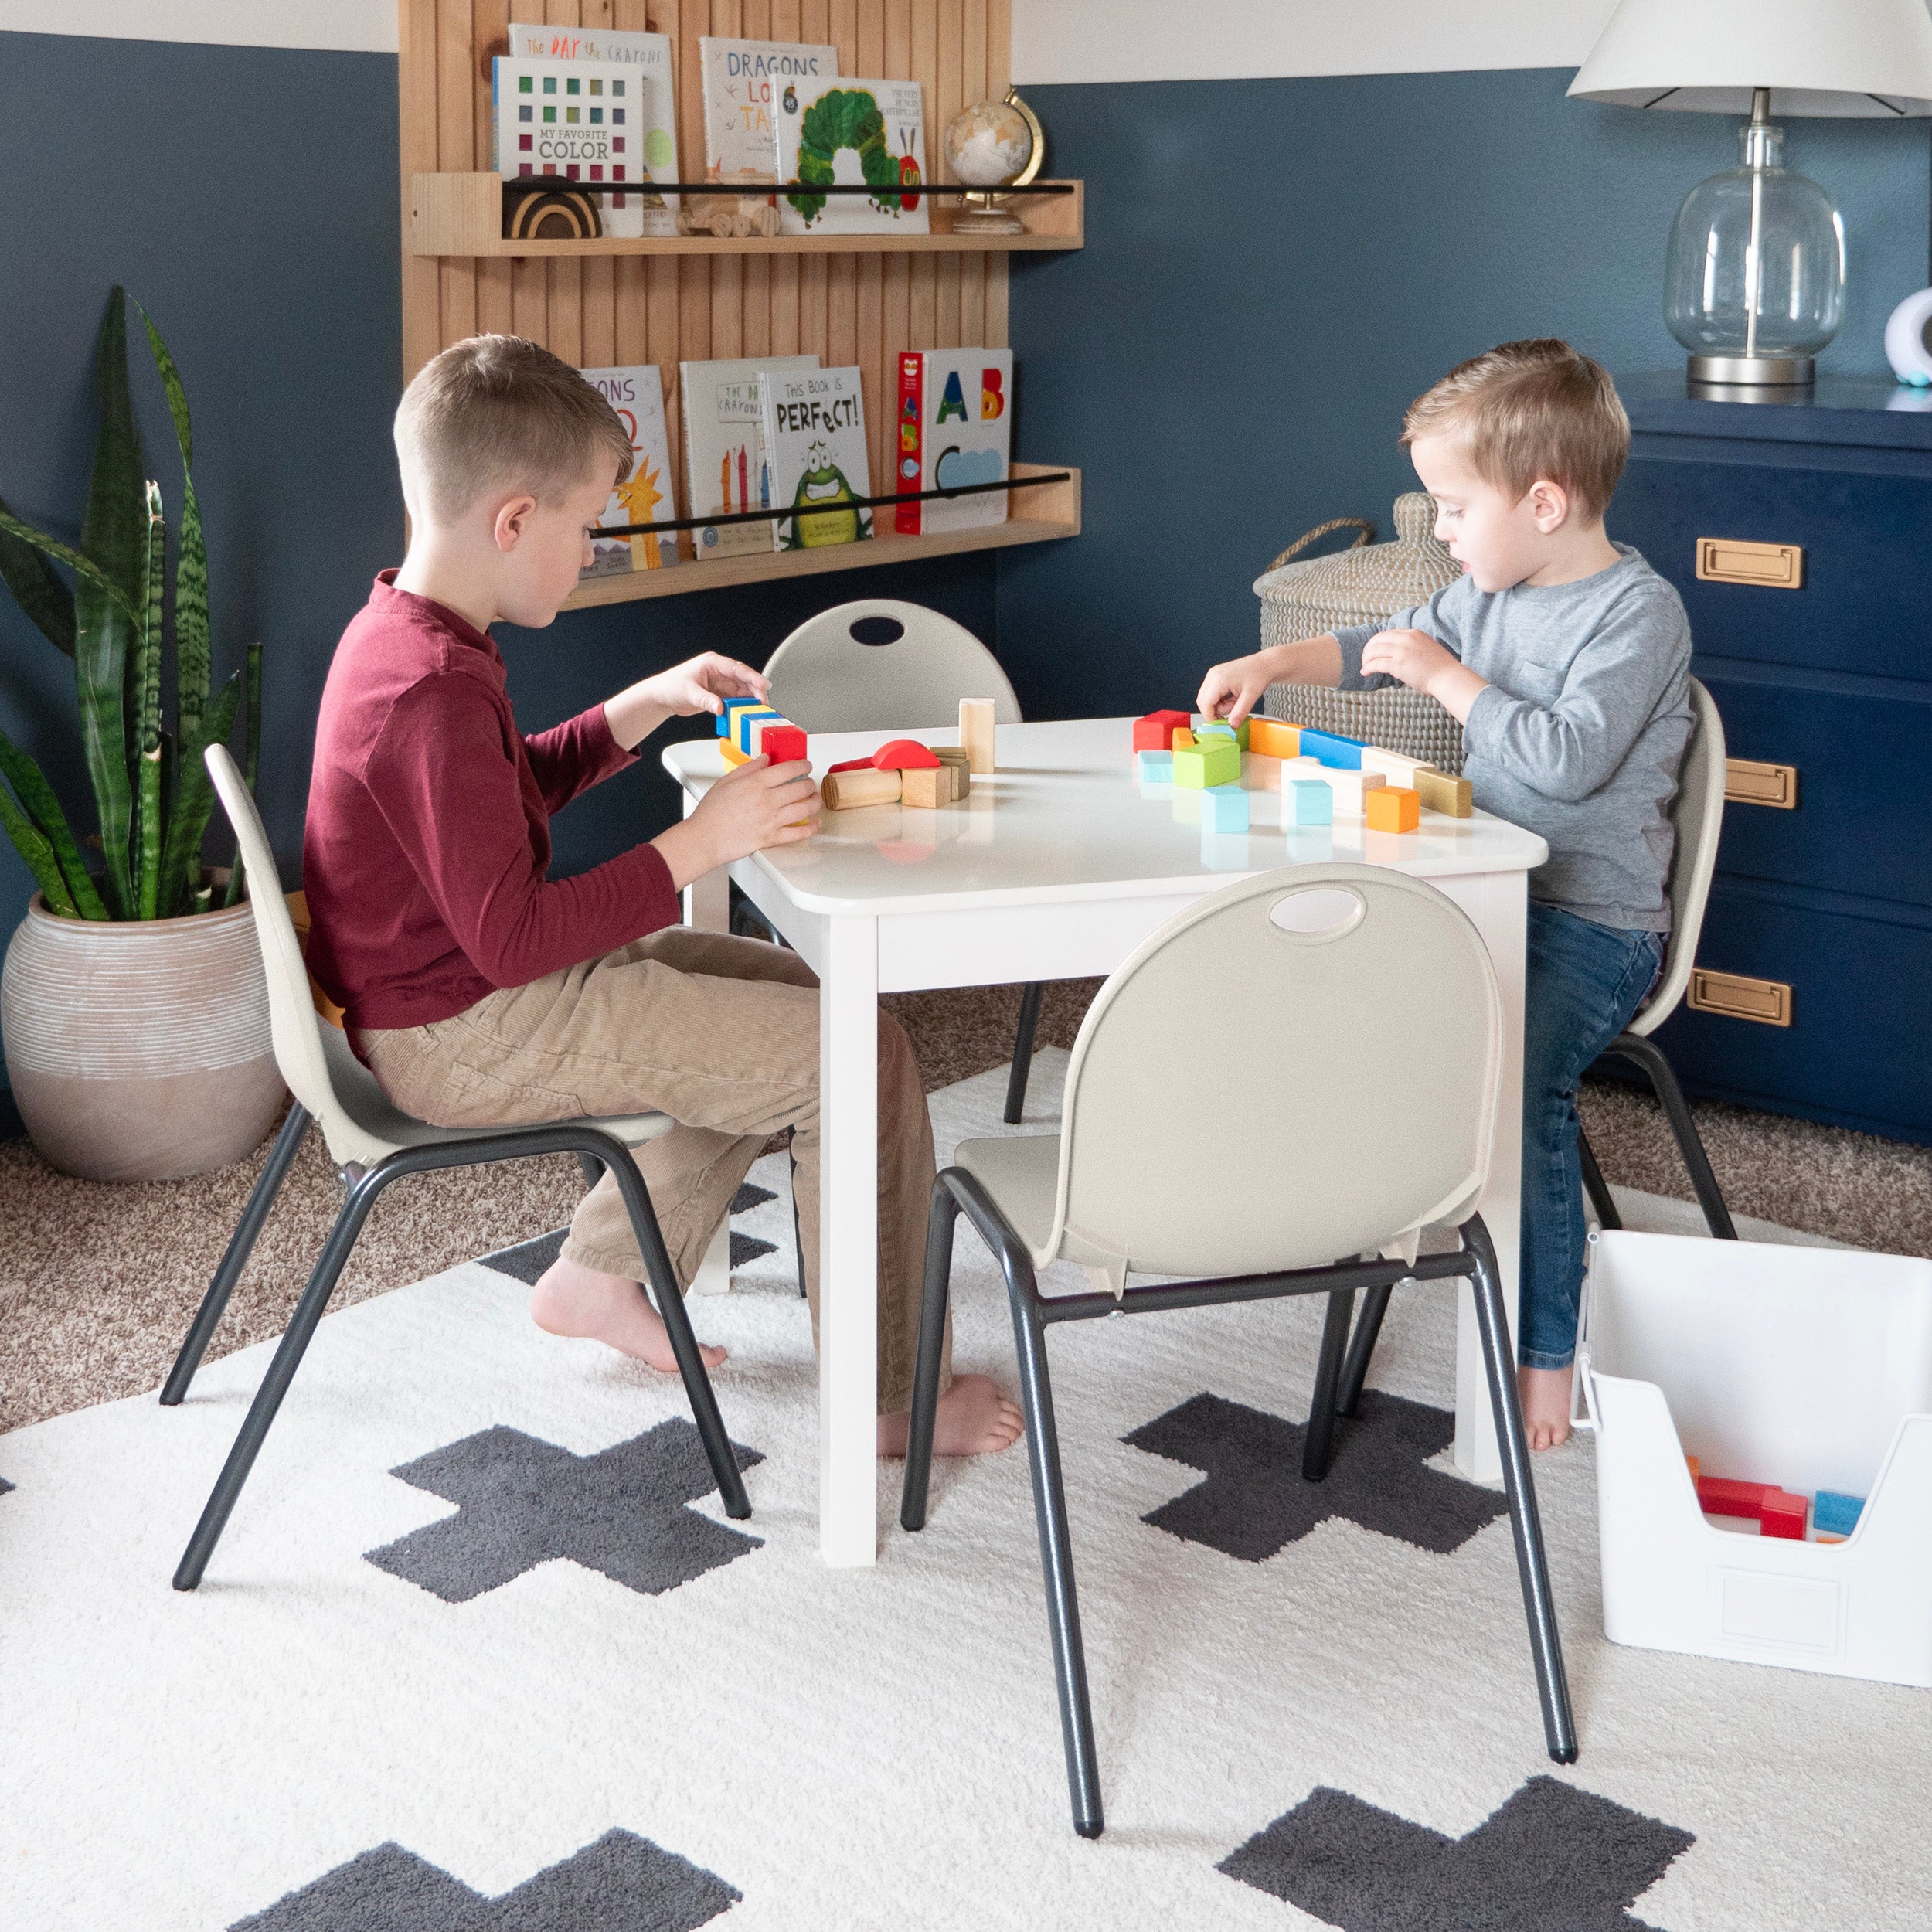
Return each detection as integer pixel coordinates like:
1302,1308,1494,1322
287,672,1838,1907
1440,872,1528,1484
819,915,880,1565
689,1218,732,1297
680,790,730,933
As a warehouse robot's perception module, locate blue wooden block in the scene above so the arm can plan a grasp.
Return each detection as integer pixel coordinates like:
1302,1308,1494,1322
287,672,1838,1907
1202,783,1249,832
733,704,780,754
1814,1490,1865,1537
1136,749,1175,783
1299,727,1365,770
718,694,763,738
1289,777,1333,825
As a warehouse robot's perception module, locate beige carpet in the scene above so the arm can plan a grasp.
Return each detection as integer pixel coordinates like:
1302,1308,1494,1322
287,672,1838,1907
3,978,1927,1437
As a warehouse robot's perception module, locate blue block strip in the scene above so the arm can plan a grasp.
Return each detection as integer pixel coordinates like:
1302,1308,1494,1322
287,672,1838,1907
1815,1491,1865,1536
719,694,763,738
1202,783,1250,831
1290,778,1333,825
1299,727,1364,770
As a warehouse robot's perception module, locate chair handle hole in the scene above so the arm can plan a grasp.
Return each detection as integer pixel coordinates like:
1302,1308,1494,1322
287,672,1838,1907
1269,887,1365,938
849,615,906,646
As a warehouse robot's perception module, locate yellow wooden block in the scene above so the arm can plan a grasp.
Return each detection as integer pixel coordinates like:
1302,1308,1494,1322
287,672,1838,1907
1413,767,1473,818
720,740,750,767
1365,786,1420,833
1247,717,1300,760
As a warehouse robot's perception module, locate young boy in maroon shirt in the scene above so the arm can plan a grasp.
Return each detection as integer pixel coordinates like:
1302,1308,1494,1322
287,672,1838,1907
304,335,1019,1458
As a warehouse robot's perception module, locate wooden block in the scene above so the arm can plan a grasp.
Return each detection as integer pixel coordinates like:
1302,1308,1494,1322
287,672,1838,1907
1760,1489,1808,1540
1202,783,1249,832
1299,727,1366,770
1247,717,1301,760
932,747,971,800
1685,1455,1701,1483
1173,739,1240,790
1814,1490,1866,1538
820,767,903,811
1133,709,1190,753
719,693,764,738
959,697,997,774
1136,749,1175,784
1413,767,1474,818
871,737,943,770
719,741,750,767
1288,778,1332,826
733,704,781,755
761,723,808,766
900,764,947,808
1362,746,1434,784
1318,767,1385,815
1172,727,1195,751
1364,786,1420,833
1243,752,1283,789
1696,1475,1773,1521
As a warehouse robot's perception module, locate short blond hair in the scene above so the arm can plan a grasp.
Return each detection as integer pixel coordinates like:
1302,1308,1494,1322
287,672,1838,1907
1402,338,1628,522
394,334,633,523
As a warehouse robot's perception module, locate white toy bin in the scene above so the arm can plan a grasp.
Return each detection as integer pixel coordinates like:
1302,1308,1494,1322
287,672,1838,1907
1579,1229,1932,1686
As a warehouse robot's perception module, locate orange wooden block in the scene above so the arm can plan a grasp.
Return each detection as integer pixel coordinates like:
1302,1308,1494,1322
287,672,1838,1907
1685,1456,1701,1482
1247,717,1301,760
1365,786,1420,833
1172,727,1195,750
720,741,750,767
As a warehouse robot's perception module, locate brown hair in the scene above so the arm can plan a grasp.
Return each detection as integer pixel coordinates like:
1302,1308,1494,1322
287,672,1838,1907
393,334,634,523
1401,338,1628,521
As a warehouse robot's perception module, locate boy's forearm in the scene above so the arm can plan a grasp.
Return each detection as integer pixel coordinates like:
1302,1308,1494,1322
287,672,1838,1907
1427,660,1488,724
1268,634,1343,688
649,815,719,893
604,689,671,752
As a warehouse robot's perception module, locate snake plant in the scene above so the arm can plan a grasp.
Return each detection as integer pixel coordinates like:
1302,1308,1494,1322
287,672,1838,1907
0,287,258,920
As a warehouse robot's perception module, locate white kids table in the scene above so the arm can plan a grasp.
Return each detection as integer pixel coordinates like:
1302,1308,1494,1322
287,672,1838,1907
664,716,1549,1566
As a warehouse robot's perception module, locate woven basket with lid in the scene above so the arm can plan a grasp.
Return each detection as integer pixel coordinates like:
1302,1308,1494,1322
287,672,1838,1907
1253,492,1465,773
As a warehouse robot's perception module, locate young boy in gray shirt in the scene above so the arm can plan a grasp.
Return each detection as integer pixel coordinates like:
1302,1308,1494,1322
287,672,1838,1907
1198,338,1692,1450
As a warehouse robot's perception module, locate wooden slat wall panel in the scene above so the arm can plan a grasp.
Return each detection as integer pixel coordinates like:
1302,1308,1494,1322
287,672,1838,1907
400,0,1015,536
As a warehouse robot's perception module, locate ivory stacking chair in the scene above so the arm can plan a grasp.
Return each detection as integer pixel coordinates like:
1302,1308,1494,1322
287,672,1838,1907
1577,678,1736,1241
163,747,747,1592
764,599,1046,1123
899,866,1576,1838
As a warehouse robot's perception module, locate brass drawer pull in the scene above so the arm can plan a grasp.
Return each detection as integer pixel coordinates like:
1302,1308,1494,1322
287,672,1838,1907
1696,537,1804,589
1689,969,1793,1027
1725,759,1799,808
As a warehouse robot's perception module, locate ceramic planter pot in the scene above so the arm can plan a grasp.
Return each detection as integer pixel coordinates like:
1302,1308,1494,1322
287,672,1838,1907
2,889,284,1180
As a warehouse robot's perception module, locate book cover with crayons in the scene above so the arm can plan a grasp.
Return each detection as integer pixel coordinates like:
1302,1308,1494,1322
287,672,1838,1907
578,365,680,576
893,348,1013,536
679,355,821,560
760,367,873,550
775,77,928,235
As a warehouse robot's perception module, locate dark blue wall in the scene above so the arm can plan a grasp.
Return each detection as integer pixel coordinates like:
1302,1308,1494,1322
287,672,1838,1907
1001,69,1932,723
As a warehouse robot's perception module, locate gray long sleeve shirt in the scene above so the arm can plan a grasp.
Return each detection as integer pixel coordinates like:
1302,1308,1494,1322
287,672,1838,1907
1334,544,1692,932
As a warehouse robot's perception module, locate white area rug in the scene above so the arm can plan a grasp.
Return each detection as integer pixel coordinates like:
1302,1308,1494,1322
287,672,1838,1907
0,1053,1920,1931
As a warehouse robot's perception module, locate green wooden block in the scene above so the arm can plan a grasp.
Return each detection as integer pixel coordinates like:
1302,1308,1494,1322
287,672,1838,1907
1173,738,1240,789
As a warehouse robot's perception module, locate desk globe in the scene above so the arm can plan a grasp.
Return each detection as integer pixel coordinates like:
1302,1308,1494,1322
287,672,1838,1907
944,90,1043,235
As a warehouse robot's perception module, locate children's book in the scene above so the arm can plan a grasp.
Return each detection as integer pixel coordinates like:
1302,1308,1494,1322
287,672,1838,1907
495,32,679,236
680,355,821,560
893,348,1014,536
775,78,929,236
699,38,838,185
760,367,873,550
578,365,680,576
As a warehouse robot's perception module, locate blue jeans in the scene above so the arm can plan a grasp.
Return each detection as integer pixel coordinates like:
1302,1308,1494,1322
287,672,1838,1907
1518,902,1664,1371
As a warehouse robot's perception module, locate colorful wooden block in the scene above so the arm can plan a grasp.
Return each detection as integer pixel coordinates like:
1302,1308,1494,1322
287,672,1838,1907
1696,1476,1772,1519
900,764,947,808
1136,749,1175,784
1133,709,1192,753
1194,716,1249,751
1365,786,1421,833
819,767,902,811
719,740,750,767
1202,783,1250,832
733,704,780,755
1814,1491,1865,1537
1413,767,1474,818
1172,727,1196,751
759,722,808,766
1247,717,1301,760
1243,752,1284,789
1172,738,1240,790
827,738,943,774
959,698,997,774
1316,767,1386,815
1298,727,1366,770
1288,778,1333,826
718,693,764,738
1760,1490,1808,1540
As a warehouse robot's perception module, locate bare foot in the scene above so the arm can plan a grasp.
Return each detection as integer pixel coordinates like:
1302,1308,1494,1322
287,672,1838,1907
876,1373,1024,1459
529,1256,726,1374
1518,1364,1574,1451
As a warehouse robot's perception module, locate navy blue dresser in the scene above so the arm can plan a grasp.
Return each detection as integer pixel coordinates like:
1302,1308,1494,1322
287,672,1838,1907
1609,373,1932,1148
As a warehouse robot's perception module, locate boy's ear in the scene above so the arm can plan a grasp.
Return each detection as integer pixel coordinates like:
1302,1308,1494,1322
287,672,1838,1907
491,492,540,553
1526,478,1571,534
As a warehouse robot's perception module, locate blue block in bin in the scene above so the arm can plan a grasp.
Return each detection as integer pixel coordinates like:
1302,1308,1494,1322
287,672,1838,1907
1289,777,1333,825
1202,784,1249,832
1136,749,1175,784
1299,727,1365,769
1815,1490,1865,1537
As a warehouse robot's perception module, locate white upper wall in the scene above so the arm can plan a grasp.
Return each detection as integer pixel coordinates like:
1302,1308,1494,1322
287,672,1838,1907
1012,0,1621,84
0,0,396,52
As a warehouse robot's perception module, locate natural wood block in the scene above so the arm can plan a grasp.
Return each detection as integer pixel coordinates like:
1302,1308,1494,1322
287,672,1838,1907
959,697,997,774
820,767,902,810
933,747,971,799
1365,786,1420,833
1362,745,1433,784
900,764,947,808
1413,768,1474,818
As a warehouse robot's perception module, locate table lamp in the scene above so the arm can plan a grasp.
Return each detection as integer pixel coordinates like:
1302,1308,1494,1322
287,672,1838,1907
1569,0,1932,387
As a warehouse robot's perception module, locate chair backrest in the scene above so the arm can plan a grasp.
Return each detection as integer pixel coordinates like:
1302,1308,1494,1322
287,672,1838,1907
1627,676,1726,1037
764,598,1022,732
1050,865,1503,1279
204,745,341,1127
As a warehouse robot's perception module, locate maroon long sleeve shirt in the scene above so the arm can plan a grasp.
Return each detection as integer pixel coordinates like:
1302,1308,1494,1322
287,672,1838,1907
303,573,681,1032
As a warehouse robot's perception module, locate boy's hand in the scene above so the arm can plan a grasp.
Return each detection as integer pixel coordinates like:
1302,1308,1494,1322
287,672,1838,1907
1360,628,1488,723
605,653,769,750
651,756,820,890
1196,651,1274,729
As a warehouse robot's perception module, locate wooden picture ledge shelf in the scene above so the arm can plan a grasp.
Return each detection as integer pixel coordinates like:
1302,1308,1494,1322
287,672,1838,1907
563,463,1080,607
411,174,1083,258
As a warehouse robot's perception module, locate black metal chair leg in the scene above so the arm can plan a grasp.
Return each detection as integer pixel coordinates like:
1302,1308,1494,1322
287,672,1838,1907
1006,1272,1104,1838
1614,1036,1736,1240
899,1179,961,1531
162,1104,311,1406
790,1145,808,1299
1301,1287,1356,1481
602,1147,750,1520
1577,1125,1621,1232
175,1158,391,1590
1003,981,1045,1125
576,1151,604,1189
1336,1281,1393,1420
1463,1216,1578,1765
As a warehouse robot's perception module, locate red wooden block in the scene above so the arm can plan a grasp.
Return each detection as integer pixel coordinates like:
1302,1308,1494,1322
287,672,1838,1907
1696,1476,1771,1518
828,738,942,774
1133,709,1192,753
761,723,808,765
1760,1490,1808,1539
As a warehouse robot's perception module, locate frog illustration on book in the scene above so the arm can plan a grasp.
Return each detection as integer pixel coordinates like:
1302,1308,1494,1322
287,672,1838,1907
783,437,871,549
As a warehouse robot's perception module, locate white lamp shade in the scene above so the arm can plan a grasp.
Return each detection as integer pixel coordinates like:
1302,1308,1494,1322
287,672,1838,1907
1569,0,1932,116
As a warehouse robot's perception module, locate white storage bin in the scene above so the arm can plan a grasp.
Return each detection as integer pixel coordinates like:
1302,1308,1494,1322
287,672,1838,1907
1579,1228,1932,1686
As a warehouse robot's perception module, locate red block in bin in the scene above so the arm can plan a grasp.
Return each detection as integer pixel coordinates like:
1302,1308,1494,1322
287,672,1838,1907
1696,1477,1771,1518
1133,709,1192,753
1759,1490,1808,1539
760,723,808,766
